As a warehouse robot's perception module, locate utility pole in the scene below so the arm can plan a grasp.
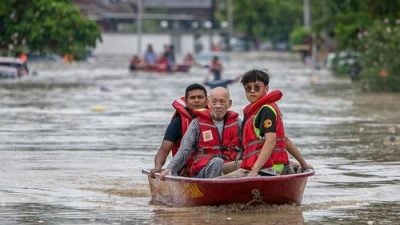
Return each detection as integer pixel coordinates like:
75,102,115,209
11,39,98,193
227,0,233,51
303,0,311,28
304,0,317,68
136,0,143,55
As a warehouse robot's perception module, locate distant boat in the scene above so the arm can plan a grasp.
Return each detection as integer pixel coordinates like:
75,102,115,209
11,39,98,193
129,58,192,73
130,63,191,73
142,168,314,207
204,78,237,88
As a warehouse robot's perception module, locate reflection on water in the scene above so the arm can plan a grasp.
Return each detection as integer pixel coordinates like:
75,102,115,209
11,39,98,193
1,203,153,225
0,52,399,224
151,204,304,225
1,203,305,225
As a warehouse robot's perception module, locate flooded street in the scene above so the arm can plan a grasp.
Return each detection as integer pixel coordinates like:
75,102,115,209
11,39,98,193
0,52,399,225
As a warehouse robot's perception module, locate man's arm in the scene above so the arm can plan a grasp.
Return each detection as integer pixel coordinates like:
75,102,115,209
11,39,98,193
285,136,313,169
247,132,276,177
150,140,174,177
150,117,181,177
160,120,199,179
247,106,277,177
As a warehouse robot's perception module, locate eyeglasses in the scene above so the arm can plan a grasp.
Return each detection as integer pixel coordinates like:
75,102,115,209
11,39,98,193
244,84,264,93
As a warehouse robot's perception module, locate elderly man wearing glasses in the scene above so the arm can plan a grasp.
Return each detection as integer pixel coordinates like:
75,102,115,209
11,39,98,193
219,69,313,178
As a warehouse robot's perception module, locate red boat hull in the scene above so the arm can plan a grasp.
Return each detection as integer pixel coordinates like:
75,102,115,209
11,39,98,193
132,64,191,73
142,169,314,207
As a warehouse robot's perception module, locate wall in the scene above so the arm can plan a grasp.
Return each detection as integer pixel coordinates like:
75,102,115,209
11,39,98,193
93,33,222,56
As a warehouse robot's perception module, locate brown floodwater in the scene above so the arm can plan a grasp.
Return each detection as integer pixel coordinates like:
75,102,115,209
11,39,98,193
0,52,399,225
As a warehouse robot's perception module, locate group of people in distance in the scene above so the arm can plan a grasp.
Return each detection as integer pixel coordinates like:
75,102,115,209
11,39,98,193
150,69,313,180
129,44,180,72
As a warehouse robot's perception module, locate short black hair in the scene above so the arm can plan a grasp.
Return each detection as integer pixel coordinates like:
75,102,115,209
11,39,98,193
185,83,207,98
240,69,270,86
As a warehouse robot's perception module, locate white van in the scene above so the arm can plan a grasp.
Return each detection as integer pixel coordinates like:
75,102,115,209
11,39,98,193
0,57,29,77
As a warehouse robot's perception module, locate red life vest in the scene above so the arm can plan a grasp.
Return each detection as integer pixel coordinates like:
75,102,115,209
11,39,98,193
190,109,241,176
240,90,289,170
170,97,193,156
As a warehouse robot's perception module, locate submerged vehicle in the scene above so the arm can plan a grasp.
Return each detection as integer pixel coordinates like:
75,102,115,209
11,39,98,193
0,66,18,79
0,57,29,77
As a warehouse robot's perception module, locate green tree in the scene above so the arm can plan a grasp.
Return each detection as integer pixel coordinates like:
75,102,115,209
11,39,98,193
311,0,400,92
0,0,101,59
358,19,400,92
228,0,302,46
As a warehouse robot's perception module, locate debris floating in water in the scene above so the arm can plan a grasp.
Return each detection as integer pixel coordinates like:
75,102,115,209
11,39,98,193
383,135,400,145
99,86,111,92
91,105,105,112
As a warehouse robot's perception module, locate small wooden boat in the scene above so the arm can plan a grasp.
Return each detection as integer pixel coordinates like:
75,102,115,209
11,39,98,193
142,169,314,207
204,78,236,88
130,63,191,73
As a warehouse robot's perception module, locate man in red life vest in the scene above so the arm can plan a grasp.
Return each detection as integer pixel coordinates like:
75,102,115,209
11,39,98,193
220,69,313,178
160,87,241,179
150,83,208,177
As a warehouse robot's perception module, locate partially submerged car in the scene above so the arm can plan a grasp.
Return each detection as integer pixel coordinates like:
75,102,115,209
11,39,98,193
0,66,18,79
0,56,29,77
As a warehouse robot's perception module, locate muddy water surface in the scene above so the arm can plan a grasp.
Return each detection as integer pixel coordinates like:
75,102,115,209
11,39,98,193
0,52,399,225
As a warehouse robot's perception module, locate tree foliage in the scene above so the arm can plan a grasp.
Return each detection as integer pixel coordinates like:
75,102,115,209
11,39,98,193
289,26,311,45
311,0,400,92
0,0,101,59
218,0,400,91
312,0,400,50
231,0,303,44
358,19,400,92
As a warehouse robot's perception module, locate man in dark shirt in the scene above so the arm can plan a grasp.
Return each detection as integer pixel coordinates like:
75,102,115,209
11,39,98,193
150,83,207,177
162,116,182,144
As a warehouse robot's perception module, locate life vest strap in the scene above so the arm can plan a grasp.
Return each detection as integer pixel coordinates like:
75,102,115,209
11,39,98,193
243,139,265,149
242,147,285,160
194,153,225,160
244,137,285,149
198,122,216,128
224,120,240,128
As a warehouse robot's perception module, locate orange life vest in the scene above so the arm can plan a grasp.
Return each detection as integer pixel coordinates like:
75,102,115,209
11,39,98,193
190,109,241,176
240,90,289,170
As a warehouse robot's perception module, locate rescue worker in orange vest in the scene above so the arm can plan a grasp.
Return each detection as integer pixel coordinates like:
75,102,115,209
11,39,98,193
219,69,313,178
160,87,241,179
150,83,208,177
